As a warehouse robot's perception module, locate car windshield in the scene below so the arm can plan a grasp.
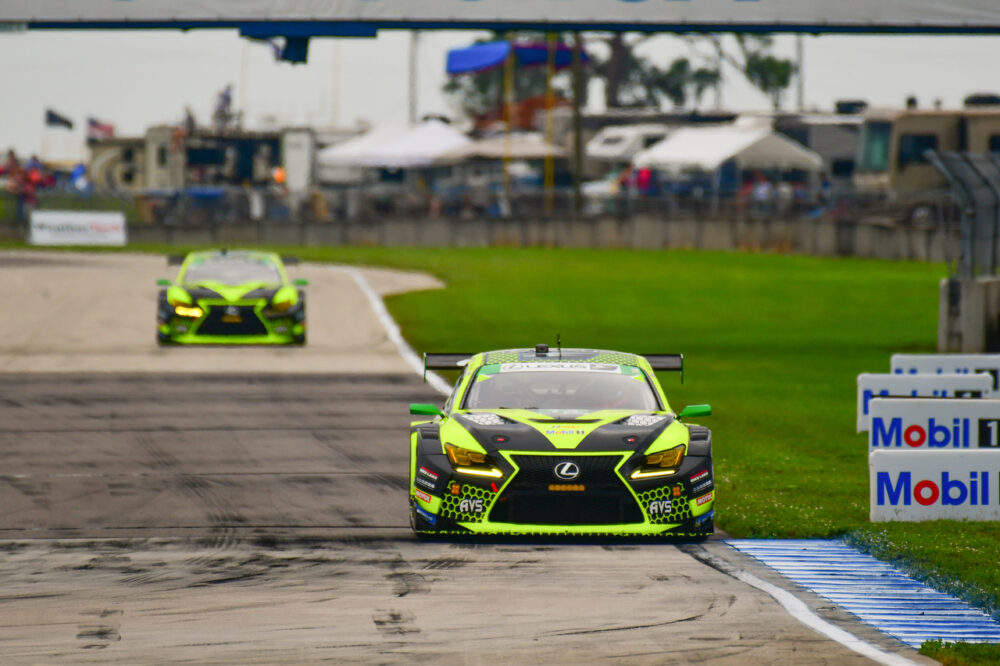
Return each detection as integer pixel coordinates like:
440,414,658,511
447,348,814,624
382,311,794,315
463,363,660,414
182,256,282,285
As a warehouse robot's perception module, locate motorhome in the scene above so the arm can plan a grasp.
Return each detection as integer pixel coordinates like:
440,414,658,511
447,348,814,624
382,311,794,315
854,108,1000,194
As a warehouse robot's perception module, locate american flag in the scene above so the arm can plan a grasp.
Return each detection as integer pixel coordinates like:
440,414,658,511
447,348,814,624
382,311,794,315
87,117,115,141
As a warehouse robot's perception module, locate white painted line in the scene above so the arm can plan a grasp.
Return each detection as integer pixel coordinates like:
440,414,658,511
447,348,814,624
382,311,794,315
695,547,918,666
342,267,452,396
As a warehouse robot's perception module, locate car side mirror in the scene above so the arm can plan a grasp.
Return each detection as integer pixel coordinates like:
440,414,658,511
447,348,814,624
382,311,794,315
410,403,445,417
156,278,170,286
294,278,309,287
678,404,711,419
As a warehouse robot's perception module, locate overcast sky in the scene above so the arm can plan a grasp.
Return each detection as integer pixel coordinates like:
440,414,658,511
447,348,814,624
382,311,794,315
3,29,1000,161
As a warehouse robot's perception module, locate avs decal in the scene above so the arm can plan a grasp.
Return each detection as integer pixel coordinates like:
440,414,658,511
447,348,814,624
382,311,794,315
647,500,672,515
414,505,437,526
458,498,484,514
696,491,714,506
413,489,432,503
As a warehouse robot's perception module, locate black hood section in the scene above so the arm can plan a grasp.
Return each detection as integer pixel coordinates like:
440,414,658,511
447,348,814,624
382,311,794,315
243,287,279,300
184,286,223,300
454,414,673,454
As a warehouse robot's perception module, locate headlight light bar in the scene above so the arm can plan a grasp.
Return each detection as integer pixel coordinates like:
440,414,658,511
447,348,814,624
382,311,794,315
630,444,685,479
445,444,503,478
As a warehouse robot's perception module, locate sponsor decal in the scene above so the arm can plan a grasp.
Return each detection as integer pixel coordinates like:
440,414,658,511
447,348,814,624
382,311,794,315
450,483,462,495
648,500,672,515
690,470,709,483
546,429,585,436
418,466,439,481
696,491,714,506
458,498,484,514
553,462,581,480
413,489,432,503
414,505,437,526
692,480,712,494
872,416,1000,449
672,484,683,498
499,363,620,373
415,476,436,491
876,471,991,507
695,510,714,527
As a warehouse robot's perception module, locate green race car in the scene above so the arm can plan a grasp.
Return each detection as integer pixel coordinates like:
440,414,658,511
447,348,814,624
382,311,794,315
156,249,307,345
409,345,714,538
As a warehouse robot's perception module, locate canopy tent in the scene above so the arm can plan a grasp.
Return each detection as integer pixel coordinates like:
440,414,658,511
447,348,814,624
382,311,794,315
316,124,409,167
633,125,823,174
316,120,471,169
361,120,471,168
446,40,587,75
437,134,566,163
586,124,670,162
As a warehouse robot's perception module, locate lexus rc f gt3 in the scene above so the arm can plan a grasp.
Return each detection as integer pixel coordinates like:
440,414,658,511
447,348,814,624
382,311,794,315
156,249,307,345
408,345,714,538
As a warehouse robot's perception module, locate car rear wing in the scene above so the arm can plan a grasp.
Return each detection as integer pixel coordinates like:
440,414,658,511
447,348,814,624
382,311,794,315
643,354,684,383
423,353,474,382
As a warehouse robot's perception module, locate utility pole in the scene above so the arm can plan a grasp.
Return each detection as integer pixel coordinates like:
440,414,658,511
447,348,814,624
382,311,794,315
408,30,420,124
795,34,804,112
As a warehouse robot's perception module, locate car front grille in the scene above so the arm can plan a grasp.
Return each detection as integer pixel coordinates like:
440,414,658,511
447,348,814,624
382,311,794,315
195,305,268,336
489,454,643,525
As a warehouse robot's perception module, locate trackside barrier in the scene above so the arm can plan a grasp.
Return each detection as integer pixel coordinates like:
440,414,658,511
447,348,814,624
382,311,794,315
856,373,993,432
891,353,1000,392
870,450,1000,521
869,398,1000,450
28,210,127,246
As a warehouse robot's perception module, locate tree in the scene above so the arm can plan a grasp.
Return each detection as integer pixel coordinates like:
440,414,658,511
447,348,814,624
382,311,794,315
704,34,797,110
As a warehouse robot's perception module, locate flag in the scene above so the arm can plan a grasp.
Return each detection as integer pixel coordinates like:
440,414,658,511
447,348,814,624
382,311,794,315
44,108,73,130
87,117,115,141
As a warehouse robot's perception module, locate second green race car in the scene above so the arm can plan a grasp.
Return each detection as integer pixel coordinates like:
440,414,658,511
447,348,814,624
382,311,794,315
156,249,307,345
409,345,714,538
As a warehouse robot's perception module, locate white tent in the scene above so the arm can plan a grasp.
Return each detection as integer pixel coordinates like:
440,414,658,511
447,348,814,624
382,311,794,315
437,133,566,163
361,119,471,168
316,124,409,168
586,123,669,162
633,125,823,173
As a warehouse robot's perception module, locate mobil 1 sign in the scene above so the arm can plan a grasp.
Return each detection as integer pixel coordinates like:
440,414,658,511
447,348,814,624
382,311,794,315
856,373,992,432
892,354,1000,391
870,399,1000,449
870,450,1000,521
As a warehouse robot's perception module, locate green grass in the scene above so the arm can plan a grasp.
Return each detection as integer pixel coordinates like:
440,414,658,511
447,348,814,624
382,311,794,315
920,640,1000,665
9,242,1000,631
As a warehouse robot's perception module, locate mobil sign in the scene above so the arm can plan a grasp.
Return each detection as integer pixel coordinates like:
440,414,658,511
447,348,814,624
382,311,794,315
869,398,1000,450
856,373,992,432
870,450,1000,521
892,354,1000,391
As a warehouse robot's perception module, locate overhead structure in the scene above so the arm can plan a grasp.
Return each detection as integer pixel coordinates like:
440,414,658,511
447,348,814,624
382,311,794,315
447,40,585,75
633,124,823,174
4,1,1000,33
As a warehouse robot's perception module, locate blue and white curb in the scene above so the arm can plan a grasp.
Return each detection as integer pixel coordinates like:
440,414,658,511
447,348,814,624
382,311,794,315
728,539,1000,648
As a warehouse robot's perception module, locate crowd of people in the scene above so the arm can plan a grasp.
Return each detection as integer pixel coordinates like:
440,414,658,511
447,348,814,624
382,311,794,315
1,149,90,223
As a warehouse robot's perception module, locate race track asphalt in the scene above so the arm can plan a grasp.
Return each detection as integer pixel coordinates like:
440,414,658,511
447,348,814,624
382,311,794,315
0,252,931,664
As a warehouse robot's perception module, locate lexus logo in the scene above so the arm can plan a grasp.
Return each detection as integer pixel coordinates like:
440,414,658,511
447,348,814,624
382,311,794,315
553,462,580,480
225,306,240,316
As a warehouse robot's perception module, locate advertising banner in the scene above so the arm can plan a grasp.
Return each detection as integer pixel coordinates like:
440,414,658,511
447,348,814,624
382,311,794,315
870,450,1000,521
869,398,1000,450
29,210,127,247
3,0,1000,31
856,373,992,432
892,353,1000,391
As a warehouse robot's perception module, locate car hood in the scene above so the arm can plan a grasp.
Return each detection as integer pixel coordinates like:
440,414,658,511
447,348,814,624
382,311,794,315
181,281,282,302
442,409,685,454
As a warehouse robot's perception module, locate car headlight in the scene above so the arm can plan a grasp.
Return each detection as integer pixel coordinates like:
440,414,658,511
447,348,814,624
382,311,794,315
445,444,503,479
269,297,292,313
173,304,203,318
630,444,685,479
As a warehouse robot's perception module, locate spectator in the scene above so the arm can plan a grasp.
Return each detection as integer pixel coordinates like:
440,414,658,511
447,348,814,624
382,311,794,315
214,84,233,129
2,149,18,176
